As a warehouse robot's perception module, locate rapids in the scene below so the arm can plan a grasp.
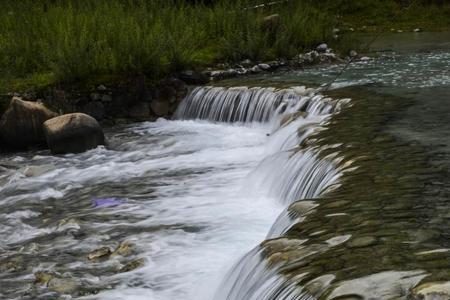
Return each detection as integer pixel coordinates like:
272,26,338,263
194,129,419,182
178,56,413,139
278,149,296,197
0,86,342,299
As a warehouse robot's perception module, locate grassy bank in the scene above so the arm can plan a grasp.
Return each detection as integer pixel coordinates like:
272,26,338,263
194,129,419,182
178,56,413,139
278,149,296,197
1,0,449,94
0,0,336,93
315,0,450,32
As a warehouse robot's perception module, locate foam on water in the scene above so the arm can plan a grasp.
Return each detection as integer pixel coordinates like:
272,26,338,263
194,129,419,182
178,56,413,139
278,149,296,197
0,86,344,299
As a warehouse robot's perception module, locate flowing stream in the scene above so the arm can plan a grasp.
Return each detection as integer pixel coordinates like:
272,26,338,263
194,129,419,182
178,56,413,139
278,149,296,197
0,86,341,299
1,32,449,300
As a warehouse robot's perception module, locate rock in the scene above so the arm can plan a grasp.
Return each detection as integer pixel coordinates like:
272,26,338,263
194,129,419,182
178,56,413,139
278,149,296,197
87,246,112,260
235,67,248,75
112,241,134,257
258,63,271,71
360,56,371,61
150,100,170,117
267,61,281,68
82,101,105,121
178,70,209,85
34,271,55,285
43,113,105,154
347,236,378,248
97,85,107,91
414,28,422,32
48,278,78,294
129,102,150,119
118,258,145,273
350,50,358,57
411,282,450,300
289,200,318,215
0,97,58,149
250,65,262,73
226,68,239,77
316,43,328,52
22,164,55,177
0,256,24,272
90,93,101,101
262,14,280,31
241,59,253,67
100,94,112,103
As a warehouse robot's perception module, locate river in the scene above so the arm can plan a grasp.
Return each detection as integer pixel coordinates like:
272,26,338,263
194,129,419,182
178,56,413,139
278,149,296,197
0,32,449,299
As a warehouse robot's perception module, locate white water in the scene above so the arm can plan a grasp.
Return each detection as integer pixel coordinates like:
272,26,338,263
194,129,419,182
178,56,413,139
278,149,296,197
0,86,343,300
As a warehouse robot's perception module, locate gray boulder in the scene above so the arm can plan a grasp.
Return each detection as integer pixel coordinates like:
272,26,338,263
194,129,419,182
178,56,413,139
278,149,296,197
316,43,328,52
43,113,105,154
0,97,58,149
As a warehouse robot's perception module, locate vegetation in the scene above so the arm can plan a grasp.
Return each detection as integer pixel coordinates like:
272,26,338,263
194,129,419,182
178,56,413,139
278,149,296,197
315,0,450,31
0,0,449,93
0,0,334,91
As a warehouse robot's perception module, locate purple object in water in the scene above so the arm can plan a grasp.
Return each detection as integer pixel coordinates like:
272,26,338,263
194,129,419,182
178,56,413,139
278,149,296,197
92,198,124,208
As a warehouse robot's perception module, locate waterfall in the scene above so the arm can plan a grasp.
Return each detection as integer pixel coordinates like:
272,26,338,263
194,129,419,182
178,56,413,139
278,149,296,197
174,86,339,125
175,86,348,300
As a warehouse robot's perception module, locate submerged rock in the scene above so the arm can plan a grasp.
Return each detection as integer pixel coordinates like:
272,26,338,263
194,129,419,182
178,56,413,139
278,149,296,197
346,236,378,248
48,277,79,294
43,113,105,154
87,246,112,260
34,271,55,285
112,241,135,257
0,97,58,149
0,256,24,272
411,282,450,299
118,258,145,273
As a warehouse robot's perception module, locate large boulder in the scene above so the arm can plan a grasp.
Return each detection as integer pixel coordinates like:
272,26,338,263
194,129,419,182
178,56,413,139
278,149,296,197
0,97,58,149
43,113,105,154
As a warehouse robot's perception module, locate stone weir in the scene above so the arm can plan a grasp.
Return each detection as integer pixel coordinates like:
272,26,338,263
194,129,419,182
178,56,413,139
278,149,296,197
175,85,450,299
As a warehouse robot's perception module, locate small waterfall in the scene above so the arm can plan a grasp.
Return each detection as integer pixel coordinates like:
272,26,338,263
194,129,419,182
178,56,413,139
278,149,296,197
175,86,348,300
214,246,309,300
247,150,342,205
174,86,339,124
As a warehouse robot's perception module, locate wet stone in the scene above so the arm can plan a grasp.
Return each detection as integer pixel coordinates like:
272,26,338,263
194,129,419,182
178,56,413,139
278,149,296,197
48,277,79,294
411,282,450,300
87,246,112,260
347,236,378,249
34,271,55,285
118,258,145,273
0,256,24,272
111,241,134,257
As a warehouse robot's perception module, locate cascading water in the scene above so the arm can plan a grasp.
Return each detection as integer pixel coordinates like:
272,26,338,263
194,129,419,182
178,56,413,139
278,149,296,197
0,85,347,300
173,86,349,300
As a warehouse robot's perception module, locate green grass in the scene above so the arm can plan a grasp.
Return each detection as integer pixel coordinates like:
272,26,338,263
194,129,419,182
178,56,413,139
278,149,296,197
0,0,336,93
316,0,450,32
